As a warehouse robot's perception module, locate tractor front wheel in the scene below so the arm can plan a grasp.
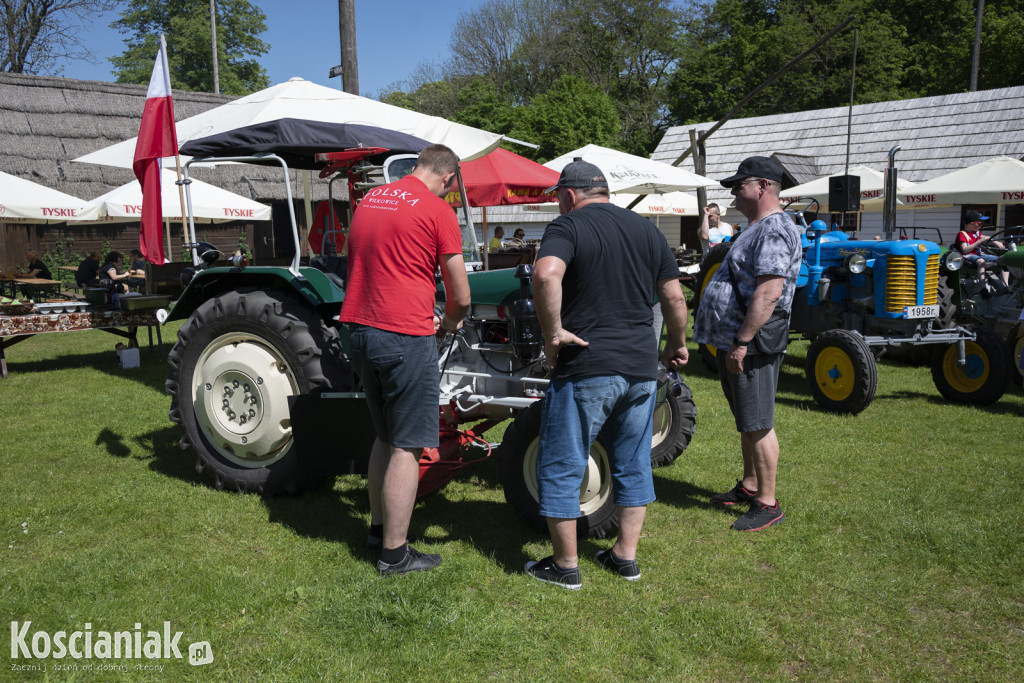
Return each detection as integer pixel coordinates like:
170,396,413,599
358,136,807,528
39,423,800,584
650,375,697,468
931,325,1011,405
806,329,878,414
497,400,618,539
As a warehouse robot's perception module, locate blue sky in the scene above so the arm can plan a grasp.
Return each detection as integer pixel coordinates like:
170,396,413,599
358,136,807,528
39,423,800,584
57,0,481,96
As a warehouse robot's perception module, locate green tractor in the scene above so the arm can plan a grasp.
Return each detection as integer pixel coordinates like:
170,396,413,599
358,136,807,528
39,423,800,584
944,229,1024,388
160,141,696,538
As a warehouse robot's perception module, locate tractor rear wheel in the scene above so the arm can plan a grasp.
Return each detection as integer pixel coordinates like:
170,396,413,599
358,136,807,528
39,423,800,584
806,329,878,414
931,325,1011,405
166,289,348,494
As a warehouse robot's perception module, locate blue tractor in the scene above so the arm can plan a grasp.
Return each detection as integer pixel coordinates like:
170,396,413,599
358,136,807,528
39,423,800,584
695,203,1012,414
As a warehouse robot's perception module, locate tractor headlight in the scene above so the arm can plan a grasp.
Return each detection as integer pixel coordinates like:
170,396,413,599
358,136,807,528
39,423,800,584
844,254,867,274
942,250,963,271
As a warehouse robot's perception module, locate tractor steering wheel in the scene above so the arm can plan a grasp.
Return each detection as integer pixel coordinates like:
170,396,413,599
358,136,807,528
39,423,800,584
783,196,822,231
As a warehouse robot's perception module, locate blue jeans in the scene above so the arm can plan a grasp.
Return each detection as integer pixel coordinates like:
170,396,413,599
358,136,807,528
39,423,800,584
537,375,657,519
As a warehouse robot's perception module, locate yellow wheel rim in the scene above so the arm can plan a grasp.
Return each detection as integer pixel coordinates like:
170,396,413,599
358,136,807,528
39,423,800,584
700,262,721,302
814,347,856,401
940,341,990,393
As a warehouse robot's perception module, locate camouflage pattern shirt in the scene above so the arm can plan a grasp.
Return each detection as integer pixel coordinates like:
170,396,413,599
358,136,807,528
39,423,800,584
693,211,802,351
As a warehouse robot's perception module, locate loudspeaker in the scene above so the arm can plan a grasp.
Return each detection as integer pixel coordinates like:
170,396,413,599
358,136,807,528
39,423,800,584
828,174,861,212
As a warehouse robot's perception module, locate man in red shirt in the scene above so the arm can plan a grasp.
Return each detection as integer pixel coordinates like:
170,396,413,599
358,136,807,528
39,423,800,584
340,144,471,576
954,210,1008,292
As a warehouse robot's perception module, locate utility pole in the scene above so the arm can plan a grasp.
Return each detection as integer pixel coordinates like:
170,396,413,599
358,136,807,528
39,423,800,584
210,0,220,94
338,0,359,95
969,0,984,91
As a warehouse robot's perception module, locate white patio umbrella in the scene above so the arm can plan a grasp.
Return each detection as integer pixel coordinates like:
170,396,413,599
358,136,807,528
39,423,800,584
73,77,503,168
897,156,1024,210
544,144,716,194
780,165,920,211
524,191,698,216
73,170,271,224
0,170,103,223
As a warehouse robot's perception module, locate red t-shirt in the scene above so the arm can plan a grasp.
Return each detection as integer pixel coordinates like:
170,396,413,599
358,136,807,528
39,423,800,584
954,229,982,255
339,174,462,335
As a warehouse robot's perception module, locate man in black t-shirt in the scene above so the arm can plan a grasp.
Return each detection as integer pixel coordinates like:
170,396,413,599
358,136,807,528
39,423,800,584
126,249,147,290
76,252,101,288
523,158,690,590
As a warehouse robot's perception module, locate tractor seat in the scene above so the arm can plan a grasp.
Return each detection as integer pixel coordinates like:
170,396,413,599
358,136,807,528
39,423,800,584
310,254,347,290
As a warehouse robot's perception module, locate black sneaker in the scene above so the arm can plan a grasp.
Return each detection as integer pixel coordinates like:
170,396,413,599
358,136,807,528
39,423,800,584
711,480,758,506
366,531,416,553
594,549,641,581
732,499,784,531
524,556,582,590
377,546,442,576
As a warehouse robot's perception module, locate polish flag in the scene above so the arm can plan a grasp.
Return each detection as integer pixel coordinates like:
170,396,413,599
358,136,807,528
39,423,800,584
132,35,178,265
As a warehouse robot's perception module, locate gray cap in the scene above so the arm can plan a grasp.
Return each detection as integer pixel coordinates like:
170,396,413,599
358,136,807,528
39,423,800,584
545,157,609,194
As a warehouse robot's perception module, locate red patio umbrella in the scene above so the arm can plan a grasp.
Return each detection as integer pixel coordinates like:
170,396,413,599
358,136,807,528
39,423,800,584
446,147,559,208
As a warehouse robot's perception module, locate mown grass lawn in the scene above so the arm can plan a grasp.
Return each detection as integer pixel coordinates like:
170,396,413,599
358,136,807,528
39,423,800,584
2,322,1022,681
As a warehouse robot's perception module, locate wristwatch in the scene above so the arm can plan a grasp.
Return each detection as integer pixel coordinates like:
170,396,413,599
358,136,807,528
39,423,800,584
732,336,750,347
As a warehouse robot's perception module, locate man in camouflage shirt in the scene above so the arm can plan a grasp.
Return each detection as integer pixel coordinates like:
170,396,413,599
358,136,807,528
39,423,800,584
694,156,802,531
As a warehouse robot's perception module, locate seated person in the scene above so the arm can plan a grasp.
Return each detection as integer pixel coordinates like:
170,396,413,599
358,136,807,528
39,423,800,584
98,251,132,294
488,225,505,252
699,203,734,256
23,250,52,280
126,249,147,290
75,251,102,288
954,210,1009,292
513,228,526,240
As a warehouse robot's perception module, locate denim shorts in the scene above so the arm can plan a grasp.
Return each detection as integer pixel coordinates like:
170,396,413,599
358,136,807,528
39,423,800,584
537,374,657,519
348,324,439,449
716,351,784,433
963,253,999,265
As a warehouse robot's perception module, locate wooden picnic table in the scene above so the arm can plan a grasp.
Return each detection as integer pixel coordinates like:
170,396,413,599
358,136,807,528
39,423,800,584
0,307,163,379
0,276,63,300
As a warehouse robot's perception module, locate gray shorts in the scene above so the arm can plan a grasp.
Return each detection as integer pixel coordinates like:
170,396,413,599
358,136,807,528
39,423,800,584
348,324,439,449
716,351,784,433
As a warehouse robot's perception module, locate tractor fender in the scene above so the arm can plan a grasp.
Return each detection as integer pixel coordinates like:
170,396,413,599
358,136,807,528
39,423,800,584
165,266,345,323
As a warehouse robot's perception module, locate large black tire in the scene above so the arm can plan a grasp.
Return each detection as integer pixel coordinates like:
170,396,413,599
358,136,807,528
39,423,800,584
693,243,732,374
650,376,697,468
1011,332,1024,388
497,400,619,539
934,278,957,330
931,325,1012,405
806,329,878,414
166,289,348,494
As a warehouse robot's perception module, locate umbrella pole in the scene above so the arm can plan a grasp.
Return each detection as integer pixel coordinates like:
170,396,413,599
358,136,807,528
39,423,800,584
172,154,192,264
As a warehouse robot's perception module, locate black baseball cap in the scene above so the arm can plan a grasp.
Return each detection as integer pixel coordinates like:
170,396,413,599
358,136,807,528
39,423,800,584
545,157,609,194
720,156,785,188
964,210,989,223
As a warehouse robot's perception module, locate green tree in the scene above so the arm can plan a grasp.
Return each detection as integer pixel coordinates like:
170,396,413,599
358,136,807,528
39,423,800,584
507,74,621,162
110,0,269,94
666,0,907,125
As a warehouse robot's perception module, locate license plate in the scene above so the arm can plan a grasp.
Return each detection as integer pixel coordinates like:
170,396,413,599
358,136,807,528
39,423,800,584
903,304,938,319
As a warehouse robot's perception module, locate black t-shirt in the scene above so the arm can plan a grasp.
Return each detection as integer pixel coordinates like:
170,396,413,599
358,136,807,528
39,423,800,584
76,257,100,286
131,258,147,274
28,259,51,280
537,202,679,380
99,263,120,281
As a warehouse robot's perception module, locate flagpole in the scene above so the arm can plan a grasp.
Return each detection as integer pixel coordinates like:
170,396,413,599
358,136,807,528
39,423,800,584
159,35,189,264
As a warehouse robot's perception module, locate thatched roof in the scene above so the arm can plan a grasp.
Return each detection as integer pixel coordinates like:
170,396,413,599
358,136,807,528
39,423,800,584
653,85,1024,211
0,71,343,204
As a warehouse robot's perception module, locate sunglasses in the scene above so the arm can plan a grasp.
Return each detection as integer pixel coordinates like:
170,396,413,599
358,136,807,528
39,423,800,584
657,364,684,398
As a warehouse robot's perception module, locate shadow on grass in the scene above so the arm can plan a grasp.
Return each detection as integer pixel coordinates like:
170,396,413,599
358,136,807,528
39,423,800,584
7,347,168,390
653,472,741,519
879,390,1023,415
96,423,203,484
